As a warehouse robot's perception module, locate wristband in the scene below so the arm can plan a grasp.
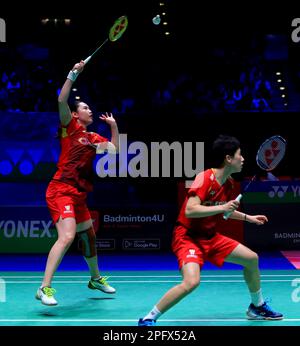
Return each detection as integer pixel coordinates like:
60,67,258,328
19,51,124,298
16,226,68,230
244,214,247,221
67,70,78,82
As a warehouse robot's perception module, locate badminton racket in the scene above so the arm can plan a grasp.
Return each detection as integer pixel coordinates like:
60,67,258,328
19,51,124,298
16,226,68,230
223,135,287,220
74,15,128,74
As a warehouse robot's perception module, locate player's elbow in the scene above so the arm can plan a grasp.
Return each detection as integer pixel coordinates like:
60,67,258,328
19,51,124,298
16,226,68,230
58,93,68,104
58,97,64,105
185,205,194,218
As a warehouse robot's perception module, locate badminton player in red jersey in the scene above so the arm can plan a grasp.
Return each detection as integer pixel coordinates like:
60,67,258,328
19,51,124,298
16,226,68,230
139,135,283,324
36,61,119,305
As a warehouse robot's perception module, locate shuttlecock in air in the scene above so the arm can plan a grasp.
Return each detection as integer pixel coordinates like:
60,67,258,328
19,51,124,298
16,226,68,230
152,15,161,25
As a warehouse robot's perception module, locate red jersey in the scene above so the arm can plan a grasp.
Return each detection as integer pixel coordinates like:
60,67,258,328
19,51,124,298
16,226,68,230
176,169,236,238
53,118,108,192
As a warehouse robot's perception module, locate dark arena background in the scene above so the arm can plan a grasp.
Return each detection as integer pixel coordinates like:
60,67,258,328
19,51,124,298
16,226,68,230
0,0,300,341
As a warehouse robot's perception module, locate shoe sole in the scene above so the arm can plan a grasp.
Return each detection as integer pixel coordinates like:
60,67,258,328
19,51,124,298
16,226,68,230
138,325,156,326
247,316,283,320
88,283,116,294
138,319,156,326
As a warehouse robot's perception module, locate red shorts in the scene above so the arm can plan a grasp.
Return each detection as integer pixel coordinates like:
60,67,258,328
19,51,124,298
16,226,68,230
46,180,91,224
172,225,239,269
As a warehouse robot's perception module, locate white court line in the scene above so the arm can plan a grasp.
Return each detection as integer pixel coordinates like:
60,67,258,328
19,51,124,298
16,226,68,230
0,318,299,322
3,279,297,283
1,274,299,278
1,275,181,278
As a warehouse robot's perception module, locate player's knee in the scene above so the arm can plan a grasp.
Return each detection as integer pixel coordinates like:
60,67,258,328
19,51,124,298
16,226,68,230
60,232,76,247
78,227,97,258
245,251,259,268
182,278,200,293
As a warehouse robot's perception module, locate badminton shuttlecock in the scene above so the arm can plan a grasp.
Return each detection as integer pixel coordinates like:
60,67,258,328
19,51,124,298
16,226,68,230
152,15,161,25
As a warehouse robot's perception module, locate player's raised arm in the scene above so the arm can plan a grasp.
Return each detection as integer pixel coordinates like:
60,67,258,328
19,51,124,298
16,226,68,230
58,61,84,126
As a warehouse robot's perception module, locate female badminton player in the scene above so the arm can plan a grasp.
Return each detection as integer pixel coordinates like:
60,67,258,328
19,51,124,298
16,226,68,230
36,60,119,305
139,135,283,325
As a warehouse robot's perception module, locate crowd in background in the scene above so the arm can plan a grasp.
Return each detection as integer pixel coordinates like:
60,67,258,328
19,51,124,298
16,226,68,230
0,41,286,114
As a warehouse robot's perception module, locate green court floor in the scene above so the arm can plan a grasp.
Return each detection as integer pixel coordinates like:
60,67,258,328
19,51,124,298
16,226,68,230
0,270,299,326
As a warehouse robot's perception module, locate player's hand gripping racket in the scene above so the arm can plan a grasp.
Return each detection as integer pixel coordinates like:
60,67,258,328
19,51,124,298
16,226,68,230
223,135,287,220
73,15,128,74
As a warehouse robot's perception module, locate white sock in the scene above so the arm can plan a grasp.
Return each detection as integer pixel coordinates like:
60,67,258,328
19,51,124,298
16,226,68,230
250,288,264,307
143,305,162,321
92,276,101,281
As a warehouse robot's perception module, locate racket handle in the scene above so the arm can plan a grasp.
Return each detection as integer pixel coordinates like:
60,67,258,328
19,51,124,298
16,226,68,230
83,56,92,64
223,194,243,220
73,56,92,74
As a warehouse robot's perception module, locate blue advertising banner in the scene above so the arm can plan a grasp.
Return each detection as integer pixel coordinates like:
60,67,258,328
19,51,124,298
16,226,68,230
0,205,177,253
242,180,300,202
94,206,177,252
0,206,57,253
242,180,300,250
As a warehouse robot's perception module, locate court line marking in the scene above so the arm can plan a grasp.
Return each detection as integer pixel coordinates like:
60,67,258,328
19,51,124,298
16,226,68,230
1,274,299,278
3,279,297,283
0,318,299,322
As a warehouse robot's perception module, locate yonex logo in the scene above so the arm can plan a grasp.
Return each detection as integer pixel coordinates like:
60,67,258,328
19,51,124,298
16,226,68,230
261,143,280,167
187,249,197,258
0,147,59,176
64,205,72,213
268,185,300,199
0,220,53,238
268,186,288,198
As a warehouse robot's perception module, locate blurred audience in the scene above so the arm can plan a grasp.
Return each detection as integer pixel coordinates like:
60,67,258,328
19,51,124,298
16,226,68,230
0,45,282,114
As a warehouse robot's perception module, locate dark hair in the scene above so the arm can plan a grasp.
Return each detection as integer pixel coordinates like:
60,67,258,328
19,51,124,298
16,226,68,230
69,100,81,113
211,135,240,168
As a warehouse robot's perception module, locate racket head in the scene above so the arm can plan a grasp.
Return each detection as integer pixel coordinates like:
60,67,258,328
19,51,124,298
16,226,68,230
109,15,128,42
256,135,286,171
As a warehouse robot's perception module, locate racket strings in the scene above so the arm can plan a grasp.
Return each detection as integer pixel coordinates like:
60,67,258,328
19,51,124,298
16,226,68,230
109,16,128,42
256,136,286,171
